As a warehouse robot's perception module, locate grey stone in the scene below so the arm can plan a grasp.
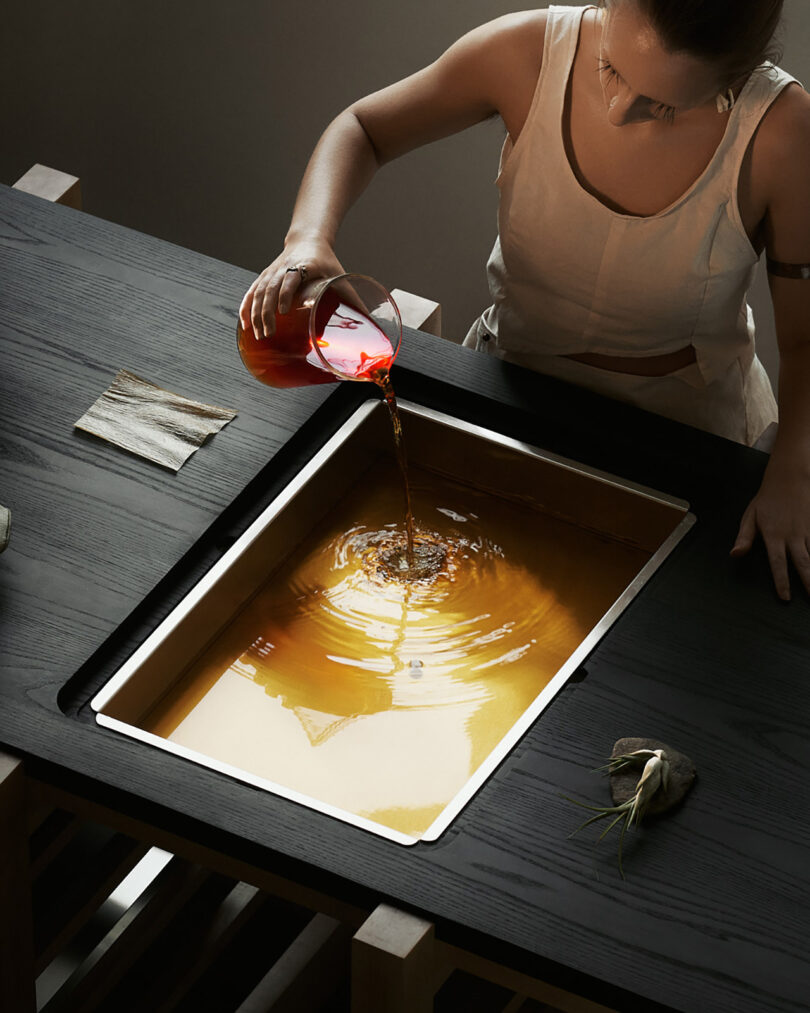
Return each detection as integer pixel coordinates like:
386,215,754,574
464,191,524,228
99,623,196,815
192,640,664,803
609,737,696,817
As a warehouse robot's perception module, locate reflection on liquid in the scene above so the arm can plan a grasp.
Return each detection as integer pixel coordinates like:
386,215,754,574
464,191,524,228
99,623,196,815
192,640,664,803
144,463,649,838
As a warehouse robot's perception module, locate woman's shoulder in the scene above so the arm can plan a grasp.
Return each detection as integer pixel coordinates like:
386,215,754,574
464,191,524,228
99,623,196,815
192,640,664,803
480,4,588,49
762,76,810,140
458,10,549,135
746,76,810,231
753,76,810,176
476,8,549,40
462,9,548,65
467,5,591,99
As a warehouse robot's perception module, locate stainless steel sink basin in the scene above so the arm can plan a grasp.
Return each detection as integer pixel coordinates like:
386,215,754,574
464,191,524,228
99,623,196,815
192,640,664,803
92,398,694,844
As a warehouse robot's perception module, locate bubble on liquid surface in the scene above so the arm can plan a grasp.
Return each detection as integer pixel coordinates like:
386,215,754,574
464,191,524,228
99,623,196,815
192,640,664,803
408,659,424,679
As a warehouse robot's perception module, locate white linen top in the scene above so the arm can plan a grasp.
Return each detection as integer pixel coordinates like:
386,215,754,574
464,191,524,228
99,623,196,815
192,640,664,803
474,5,800,390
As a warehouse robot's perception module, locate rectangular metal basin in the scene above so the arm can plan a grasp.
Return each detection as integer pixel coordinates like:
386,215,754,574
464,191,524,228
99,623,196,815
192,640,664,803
92,399,694,845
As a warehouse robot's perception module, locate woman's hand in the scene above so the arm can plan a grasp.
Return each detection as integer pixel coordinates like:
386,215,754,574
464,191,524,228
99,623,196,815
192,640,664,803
730,458,810,601
239,239,345,340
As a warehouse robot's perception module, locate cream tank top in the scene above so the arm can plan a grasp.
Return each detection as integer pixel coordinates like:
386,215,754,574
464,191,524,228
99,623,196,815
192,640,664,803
465,5,801,444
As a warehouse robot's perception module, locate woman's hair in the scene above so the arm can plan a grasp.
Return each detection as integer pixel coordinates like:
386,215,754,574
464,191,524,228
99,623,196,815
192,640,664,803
605,1,784,82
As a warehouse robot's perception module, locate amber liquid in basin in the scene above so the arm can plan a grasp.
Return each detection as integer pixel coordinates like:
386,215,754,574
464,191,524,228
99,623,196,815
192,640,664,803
141,461,649,839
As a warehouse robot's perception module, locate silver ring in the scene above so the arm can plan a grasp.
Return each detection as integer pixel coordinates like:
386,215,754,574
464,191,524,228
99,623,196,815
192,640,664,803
285,264,308,280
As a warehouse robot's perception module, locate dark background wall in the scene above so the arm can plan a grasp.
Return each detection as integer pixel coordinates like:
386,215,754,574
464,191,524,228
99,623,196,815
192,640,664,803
3,1,808,379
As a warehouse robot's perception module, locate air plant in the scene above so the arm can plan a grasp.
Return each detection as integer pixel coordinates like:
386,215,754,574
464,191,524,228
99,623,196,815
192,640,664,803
567,748,671,878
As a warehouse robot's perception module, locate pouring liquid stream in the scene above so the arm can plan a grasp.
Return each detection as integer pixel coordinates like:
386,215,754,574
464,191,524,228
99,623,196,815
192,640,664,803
305,295,417,575
239,287,439,579
369,369,415,571
312,300,427,577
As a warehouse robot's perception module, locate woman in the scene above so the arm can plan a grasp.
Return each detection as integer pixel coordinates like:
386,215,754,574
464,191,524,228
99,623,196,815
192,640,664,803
239,0,810,600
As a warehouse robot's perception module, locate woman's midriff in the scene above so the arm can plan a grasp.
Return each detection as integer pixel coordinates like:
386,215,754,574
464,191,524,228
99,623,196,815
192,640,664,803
563,344,697,376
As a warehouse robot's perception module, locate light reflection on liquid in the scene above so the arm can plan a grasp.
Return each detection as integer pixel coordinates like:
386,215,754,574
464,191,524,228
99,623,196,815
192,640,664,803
144,463,649,838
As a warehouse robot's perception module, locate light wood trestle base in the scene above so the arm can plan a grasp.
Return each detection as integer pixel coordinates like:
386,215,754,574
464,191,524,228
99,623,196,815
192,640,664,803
0,750,616,1012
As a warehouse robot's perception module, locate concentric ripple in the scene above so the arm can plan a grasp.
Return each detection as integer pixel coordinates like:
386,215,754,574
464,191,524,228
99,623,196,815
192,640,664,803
276,497,583,704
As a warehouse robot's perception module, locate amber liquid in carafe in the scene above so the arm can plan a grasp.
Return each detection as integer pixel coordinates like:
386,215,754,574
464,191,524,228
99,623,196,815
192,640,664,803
237,289,396,388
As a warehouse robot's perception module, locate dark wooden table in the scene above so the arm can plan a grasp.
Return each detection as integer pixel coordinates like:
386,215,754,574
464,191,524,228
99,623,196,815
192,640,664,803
2,183,809,1012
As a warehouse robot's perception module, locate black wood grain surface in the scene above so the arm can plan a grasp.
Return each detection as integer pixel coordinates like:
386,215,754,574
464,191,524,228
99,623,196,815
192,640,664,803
2,184,809,1012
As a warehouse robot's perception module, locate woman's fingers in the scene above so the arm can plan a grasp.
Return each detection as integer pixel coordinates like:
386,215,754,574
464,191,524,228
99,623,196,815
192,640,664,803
731,472,810,601
764,538,791,601
240,243,343,342
789,538,810,597
239,281,257,332
257,273,282,338
766,536,810,603
249,268,286,339
277,267,303,315
246,264,308,338
730,503,756,557
250,282,266,339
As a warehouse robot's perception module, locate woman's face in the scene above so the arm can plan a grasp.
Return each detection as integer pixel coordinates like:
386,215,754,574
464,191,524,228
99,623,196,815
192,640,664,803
599,0,725,126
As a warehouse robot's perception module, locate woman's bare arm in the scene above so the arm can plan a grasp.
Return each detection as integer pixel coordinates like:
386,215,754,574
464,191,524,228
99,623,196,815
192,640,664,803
239,11,545,338
731,84,810,599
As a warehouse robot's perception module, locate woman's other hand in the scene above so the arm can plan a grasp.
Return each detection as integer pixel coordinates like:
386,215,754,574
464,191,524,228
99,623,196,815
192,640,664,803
738,82,810,600
731,459,810,601
239,240,345,340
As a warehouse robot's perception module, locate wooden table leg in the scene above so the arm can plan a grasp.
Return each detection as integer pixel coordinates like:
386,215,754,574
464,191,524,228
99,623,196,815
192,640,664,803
0,752,36,1012
352,903,438,1013
13,164,82,209
390,289,442,338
